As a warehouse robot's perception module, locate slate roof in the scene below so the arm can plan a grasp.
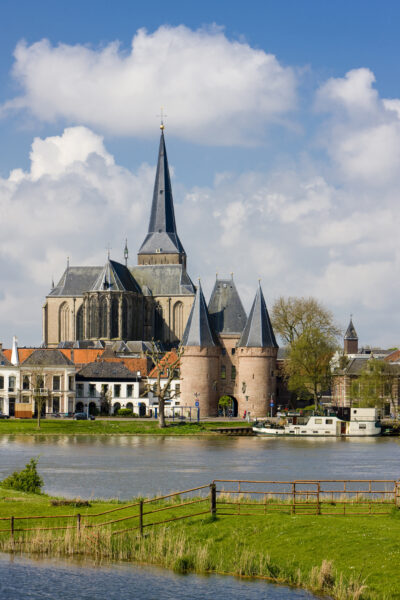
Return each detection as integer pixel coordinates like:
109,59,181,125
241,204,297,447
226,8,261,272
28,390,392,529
131,265,195,296
181,282,216,347
208,278,247,335
138,131,186,257
91,260,141,293
21,349,74,367
76,361,140,380
238,285,278,349
345,318,358,340
49,267,102,297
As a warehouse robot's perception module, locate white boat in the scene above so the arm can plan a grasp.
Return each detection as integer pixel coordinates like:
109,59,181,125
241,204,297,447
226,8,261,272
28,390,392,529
253,408,381,437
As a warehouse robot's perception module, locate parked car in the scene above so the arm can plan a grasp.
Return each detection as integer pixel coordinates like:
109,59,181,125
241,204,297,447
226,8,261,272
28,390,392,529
0,412,10,419
73,412,95,421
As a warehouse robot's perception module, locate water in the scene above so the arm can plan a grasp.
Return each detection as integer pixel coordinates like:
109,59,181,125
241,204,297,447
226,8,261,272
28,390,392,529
0,434,399,499
0,554,314,600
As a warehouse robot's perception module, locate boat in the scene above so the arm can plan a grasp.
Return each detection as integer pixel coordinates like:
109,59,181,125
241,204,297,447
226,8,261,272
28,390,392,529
253,408,381,437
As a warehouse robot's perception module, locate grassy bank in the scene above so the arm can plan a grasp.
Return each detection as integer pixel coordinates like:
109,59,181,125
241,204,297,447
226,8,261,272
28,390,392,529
0,419,250,436
1,487,399,599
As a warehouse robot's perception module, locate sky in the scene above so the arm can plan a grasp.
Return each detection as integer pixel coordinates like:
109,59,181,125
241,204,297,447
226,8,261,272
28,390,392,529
1,0,400,348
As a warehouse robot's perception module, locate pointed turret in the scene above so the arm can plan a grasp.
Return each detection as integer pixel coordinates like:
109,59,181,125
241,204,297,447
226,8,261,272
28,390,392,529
138,130,186,267
344,317,358,354
238,285,278,348
11,336,19,366
91,259,140,293
181,282,215,347
208,277,247,335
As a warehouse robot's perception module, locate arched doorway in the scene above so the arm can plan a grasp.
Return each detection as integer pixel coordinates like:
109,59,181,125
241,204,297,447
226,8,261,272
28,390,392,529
218,395,238,417
138,402,146,417
89,402,97,416
75,401,84,413
113,402,121,415
126,402,133,411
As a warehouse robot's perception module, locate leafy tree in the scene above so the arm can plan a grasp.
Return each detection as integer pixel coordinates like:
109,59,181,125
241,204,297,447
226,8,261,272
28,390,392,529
284,327,339,411
271,296,341,345
143,342,184,428
218,395,232,417
350,359,397,416
2,458,43,494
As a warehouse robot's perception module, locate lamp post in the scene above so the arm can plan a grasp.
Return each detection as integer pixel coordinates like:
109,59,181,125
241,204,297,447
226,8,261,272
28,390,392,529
194,392,200,422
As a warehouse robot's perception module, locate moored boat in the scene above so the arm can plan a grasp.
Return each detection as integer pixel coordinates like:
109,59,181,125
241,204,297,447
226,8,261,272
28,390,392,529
253,408,381,437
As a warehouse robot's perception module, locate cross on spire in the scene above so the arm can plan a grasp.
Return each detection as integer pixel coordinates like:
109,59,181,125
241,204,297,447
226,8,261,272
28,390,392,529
106,243,112,259
157,106,167,130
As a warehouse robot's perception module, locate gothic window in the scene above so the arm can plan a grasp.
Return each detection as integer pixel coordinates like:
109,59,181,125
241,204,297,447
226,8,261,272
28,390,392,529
90,297,97,338
99,297,108,338
111,296,119,338
154,303,164,340
122,297,128,339
59,302,70,340
76,305,84,340
173,301,184,339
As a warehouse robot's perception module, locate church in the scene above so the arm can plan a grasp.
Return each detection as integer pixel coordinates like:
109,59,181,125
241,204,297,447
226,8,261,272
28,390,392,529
43,126,279,418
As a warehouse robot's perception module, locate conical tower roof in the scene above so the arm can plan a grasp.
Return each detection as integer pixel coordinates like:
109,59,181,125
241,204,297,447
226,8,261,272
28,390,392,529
345,318,358,340
208,277,247,335
238,285,278,348
138,130,185,256
181,282,216,347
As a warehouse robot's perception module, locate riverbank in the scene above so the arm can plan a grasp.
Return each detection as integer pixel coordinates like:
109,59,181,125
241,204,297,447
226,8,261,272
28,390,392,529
1,486,399,599
0,419,251,436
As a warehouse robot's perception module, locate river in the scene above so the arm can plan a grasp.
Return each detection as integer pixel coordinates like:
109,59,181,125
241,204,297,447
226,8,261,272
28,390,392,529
0,434,399,499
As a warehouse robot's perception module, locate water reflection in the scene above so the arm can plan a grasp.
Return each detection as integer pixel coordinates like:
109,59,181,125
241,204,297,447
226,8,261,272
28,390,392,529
0,554,315,600
0,435,399,500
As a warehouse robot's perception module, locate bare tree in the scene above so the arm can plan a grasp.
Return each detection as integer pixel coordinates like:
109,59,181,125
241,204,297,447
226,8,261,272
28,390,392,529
143,342,184,428
31,369,50,429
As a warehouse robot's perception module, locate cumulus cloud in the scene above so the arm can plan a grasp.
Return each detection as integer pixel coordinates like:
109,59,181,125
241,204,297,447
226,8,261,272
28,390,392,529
1,26,297,145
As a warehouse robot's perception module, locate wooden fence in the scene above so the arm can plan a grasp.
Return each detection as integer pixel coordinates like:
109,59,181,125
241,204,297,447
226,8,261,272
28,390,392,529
0,479,398,541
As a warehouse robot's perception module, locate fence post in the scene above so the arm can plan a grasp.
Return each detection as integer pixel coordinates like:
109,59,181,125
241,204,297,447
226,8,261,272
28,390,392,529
316,482,321,515
210,483,217,517
10,516,14,540
76,513,81,533
139,500,144,536
292,483,296,515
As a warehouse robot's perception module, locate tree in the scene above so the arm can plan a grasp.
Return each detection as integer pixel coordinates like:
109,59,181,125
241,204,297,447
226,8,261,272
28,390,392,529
143,343,184,428
218,395,231,417
31,370,50,430
350,359,398,416
284,327,338,410
271,296,341,345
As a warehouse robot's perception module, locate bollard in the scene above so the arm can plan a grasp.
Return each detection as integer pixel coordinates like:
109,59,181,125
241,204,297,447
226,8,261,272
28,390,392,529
210,483,217,517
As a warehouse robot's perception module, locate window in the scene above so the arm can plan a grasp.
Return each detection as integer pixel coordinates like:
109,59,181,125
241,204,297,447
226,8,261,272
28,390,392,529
175,384,180,396
315,418,322,424
325,419,333,424
21,396,30,404
89,384,96,398
8,376,16,392
221,365,226,380
0,398,3,411
231,366,236,380
114,385,121,398
231,348,236,355
359,424,367,430
127,385,133,398
0,377,4,390
53,376,60,391
101,384,108,396
23,376,30,390
76,384,84,398
68,376,74,391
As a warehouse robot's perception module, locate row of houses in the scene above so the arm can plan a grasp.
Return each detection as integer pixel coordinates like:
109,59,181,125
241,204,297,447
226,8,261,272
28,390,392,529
0,338,182,418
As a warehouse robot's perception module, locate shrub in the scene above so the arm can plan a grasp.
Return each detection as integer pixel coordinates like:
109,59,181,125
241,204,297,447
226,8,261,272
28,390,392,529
2,458,43,494
117,408,134,417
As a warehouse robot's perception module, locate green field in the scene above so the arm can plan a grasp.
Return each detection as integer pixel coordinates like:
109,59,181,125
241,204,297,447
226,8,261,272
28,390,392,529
0,419,250,435
1,486,399,599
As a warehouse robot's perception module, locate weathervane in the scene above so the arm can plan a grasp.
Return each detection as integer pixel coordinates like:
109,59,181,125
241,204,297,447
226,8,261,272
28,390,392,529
157,106,167,130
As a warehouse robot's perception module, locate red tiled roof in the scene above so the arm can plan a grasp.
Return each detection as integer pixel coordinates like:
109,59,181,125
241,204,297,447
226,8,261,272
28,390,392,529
148,350,180,379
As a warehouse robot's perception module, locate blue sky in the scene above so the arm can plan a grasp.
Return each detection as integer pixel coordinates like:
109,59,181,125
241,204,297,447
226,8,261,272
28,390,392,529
1,0,400,347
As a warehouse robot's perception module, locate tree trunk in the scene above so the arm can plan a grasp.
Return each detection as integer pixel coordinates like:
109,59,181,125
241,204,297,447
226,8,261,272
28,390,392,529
36,400,41,429
158,396,166,428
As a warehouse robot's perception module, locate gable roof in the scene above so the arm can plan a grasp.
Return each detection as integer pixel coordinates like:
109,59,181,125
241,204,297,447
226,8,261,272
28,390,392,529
208,278,247,335
181,282,216,347
148,350,180,378
238,285,278,348
76,361,140,380
91,259,141,293
21,349,74,367
49,266,102,297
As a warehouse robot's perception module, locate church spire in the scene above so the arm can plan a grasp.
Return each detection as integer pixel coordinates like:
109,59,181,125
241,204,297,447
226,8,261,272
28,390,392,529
238,284,278,348
138,130,186,267
344,316,358,354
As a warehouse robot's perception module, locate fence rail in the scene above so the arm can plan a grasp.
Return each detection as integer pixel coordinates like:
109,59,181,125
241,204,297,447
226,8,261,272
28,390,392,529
0,479,398,541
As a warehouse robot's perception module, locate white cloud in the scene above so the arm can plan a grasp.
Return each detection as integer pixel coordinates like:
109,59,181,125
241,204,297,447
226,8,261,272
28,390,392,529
1,26,297,145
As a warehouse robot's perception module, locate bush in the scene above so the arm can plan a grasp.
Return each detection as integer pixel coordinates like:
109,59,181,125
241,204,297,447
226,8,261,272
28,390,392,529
117,408,134,417
2,458,43,494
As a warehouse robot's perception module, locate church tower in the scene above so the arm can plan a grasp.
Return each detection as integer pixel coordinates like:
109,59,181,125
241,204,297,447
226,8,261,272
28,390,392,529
137,128,186,268
344,317,358,355
236,284,278,418
180,282,220,416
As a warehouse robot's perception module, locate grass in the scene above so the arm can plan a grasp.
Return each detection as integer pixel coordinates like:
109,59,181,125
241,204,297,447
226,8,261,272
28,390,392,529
0,419,251,436
1,486,400,599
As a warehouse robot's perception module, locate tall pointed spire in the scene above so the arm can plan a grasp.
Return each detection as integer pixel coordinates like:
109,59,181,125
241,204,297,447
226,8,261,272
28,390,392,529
345,317,358,340
138,130,186,267
181,281,215,347
208,276,247,335
238,284,278,348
